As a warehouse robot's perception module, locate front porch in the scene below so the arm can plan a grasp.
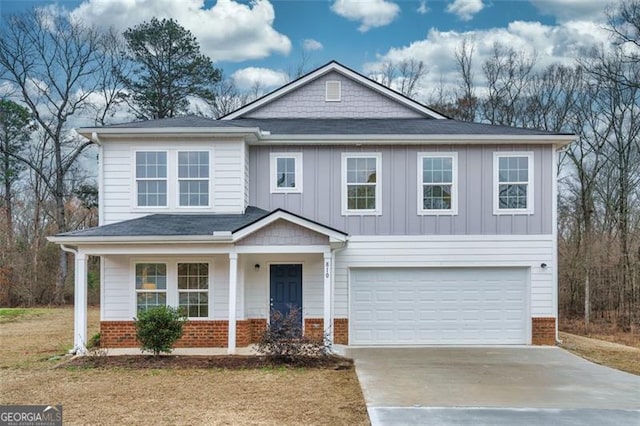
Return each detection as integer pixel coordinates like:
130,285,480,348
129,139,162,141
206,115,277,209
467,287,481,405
50,209,348,354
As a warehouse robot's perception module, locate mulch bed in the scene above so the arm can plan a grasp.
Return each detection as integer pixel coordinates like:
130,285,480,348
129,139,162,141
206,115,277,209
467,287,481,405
61,354,354,370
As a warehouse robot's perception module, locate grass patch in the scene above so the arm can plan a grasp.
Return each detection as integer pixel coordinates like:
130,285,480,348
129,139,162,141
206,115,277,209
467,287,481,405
0,306,369,425
0,308,56,323
559,332,640,376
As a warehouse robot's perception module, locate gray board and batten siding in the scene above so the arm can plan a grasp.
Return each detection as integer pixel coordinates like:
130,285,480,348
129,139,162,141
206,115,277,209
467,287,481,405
249,144,553,236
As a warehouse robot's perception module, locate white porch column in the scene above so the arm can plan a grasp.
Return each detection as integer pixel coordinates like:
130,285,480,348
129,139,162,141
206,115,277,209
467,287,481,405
73,252,88,354
228,252,238,354
323,251,333,346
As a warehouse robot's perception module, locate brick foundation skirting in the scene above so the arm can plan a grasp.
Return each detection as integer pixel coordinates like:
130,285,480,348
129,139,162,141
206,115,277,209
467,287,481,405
334,318,348,345
101,317,350,348
532,317,556,345
100,320,254,348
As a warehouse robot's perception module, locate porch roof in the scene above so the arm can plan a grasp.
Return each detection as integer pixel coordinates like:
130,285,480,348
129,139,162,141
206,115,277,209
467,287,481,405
48,207,348,245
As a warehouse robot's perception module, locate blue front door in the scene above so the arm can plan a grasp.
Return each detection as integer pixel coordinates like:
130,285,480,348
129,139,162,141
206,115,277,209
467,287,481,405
270,264,303,329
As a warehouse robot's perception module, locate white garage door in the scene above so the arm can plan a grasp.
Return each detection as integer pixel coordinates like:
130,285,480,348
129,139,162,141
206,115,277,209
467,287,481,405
350,267,528,345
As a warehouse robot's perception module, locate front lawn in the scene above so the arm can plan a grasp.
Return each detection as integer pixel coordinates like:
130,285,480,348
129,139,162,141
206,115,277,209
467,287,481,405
0,307,369,425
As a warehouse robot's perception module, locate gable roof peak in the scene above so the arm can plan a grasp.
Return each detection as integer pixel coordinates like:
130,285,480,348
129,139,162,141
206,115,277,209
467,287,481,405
221,60,448,120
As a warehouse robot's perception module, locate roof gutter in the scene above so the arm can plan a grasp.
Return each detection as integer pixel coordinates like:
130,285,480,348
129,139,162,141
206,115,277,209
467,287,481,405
47,234,235,245
254,133,577,146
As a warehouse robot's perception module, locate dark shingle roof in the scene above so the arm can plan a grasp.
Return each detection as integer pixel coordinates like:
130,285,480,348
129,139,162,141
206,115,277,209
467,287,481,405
58,206,269,237
233,118,569,136
101,115,240,129
95,116,569,136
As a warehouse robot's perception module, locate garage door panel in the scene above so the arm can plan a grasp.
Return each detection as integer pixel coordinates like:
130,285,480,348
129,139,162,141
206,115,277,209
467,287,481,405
350,267,528,345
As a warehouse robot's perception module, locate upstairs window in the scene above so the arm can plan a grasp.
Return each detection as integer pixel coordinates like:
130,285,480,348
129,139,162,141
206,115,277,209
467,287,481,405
178,151,210,207
494,152,534,214
419,153,457,215
270,153,303,193
136,151,167,207
342,153,381,215
135,263,167,313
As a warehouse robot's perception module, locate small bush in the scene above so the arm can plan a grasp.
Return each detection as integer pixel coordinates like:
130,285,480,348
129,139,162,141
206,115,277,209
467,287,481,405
135,306,186,356
255,308,329,363
87,332,101,349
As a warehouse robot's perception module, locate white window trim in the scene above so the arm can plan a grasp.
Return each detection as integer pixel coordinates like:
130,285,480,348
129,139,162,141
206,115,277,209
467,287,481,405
134,261,168,314
133,149,169,209
177,261,211,319
325,80,341,102
493,151,534,215
417,152,458,216
131,259,212,320
176,149,212,208
341,152,382,216
270,152,303,193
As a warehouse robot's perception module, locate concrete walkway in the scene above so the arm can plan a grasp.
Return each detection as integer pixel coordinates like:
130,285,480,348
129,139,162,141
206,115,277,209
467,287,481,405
345,347,640,425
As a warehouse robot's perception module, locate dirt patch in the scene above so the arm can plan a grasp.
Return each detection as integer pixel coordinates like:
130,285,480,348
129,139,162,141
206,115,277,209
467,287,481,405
63,354,353,370
559,331,640,376
0,307,370,425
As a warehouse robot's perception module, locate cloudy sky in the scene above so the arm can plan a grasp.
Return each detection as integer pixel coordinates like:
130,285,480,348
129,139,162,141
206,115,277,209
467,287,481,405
1,0,615,101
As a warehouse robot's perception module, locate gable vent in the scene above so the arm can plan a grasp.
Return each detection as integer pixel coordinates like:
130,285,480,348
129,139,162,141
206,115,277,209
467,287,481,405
325,80,341,102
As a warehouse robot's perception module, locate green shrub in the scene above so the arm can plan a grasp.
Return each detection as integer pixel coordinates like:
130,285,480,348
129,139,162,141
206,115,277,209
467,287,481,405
87,332,101,349
135,306,186,356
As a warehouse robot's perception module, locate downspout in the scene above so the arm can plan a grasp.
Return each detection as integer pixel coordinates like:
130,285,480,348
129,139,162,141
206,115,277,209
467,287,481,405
60,244,78,256
329,239,349,352
91,132,104,226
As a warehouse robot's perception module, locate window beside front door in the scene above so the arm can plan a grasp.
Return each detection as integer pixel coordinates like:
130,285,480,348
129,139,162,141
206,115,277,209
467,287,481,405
342,153,381,215
177,262,209,318
135,263,167,313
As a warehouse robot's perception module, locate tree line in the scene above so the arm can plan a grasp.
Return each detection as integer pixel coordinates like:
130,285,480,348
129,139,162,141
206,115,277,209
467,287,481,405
1,2,639,334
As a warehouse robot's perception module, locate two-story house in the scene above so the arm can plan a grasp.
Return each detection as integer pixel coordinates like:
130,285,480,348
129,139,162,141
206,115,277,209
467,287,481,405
50,61,574,353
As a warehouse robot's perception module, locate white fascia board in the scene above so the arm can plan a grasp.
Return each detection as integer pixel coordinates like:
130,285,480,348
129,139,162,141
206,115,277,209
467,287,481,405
47,234,234,245
76,127,261,140
253,134,576,146
232,210,347,242
347,234,555,242
222,62,445,120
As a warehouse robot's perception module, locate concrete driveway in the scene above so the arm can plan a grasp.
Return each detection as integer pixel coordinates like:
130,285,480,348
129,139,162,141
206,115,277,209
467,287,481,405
344,347,640,425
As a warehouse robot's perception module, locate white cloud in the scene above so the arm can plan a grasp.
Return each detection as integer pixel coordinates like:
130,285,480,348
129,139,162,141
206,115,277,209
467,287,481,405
363,19,611,102
231,67,288,91
303,39,323,51
446,0,484,21
331,0,401,32
417,0,429,15
70,0,291,62
529,0,608,23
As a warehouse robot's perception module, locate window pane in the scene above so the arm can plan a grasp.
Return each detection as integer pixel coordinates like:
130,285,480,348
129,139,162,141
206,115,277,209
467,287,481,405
136,151,167,178
423,185,452,210
178,151,209,178
137,180,167,207
499,184,528,209
276,157,296,188
347,157,377,183
179,180,209,206
136,263,167,289
423,156,453,184
347,185,376,210
498,156,528,184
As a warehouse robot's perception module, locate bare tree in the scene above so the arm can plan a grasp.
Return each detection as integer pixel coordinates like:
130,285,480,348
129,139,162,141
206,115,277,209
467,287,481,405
369,59,428,98
481,43,537,126
0,9,118,303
